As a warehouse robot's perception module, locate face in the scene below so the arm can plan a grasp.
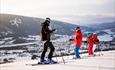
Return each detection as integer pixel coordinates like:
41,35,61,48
76,28,80,32
46,19,50,24
45,19,50,26
47,20,50,23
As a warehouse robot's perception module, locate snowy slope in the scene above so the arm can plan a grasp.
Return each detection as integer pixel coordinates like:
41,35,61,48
0,50,115,70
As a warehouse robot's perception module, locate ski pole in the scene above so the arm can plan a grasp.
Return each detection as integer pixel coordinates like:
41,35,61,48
58,43,65,64
54,46,58,62
67,41,73,59
98,42,103,56
66,42,71,59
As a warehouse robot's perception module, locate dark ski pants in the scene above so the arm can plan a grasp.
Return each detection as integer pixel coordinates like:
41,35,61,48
41,41,55,60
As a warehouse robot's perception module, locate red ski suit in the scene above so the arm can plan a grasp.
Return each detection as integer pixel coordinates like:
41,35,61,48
87,36,94,55
72,30,82,47
92,34,99,44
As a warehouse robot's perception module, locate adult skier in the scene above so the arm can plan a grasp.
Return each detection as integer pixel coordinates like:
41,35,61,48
40,18,57,64
86,33,94,57
70,27,83,59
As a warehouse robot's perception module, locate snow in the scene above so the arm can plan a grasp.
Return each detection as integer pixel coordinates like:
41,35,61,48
5,40,15,45
0,50,115,70
0,34,114,70
21,35,41,41
104,29,114,35
0,42,38,48
0,41,5,45
10,17,22,27
2,37,13,41
98,35,113,41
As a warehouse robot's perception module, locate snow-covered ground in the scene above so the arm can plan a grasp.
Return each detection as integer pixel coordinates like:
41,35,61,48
0,50,115,70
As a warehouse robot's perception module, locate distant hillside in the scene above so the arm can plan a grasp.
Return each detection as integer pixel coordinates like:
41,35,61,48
0,14,115,38
88,21,115,35
0,14,88,38
88,21,115,31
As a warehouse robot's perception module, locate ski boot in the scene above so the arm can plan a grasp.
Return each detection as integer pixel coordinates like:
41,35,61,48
39,59,48,64
47,59,57,64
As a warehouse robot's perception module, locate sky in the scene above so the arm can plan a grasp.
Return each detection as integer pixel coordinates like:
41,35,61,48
1,0,115,25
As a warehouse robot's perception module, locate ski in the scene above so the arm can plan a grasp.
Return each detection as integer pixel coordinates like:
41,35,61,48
25,62,59,66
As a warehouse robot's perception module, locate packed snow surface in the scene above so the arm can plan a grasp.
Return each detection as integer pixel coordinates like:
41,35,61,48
0,50,115,70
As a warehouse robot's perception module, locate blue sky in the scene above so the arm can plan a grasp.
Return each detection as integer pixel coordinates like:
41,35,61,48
1,0,115,25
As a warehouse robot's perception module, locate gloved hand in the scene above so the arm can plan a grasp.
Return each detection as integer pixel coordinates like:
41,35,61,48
69,39,73,41
52,29,56,32
51,29,56,33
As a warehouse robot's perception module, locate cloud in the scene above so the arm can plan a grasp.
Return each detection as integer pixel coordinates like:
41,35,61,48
1,0,115,25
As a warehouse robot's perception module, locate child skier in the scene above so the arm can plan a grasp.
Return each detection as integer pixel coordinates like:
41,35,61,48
70,27,82,59
86,33,94,57
92,33,100,54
